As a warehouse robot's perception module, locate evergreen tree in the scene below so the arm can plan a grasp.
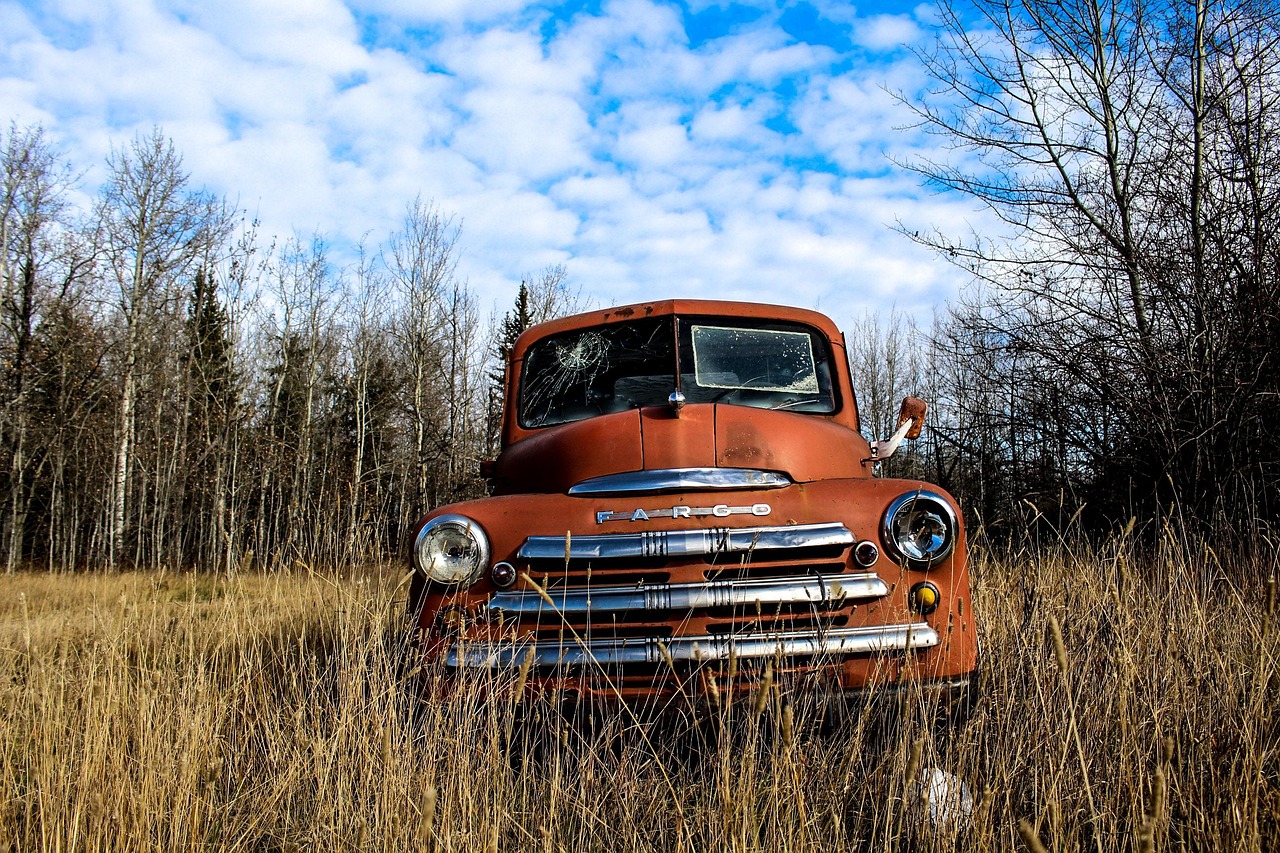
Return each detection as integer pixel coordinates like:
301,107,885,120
485,281,531,457
179,266,236,565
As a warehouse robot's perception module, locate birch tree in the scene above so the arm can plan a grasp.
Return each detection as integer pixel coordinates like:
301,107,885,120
385,197,459,512
0,125,66,570
97,129,234,566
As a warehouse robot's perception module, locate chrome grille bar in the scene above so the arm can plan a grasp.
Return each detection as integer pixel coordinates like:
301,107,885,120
486,573,888,616
518,522,854,561
446,623,939,668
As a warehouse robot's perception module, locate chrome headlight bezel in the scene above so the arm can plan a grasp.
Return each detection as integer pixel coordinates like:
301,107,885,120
882,491,958,569
414,514,490,587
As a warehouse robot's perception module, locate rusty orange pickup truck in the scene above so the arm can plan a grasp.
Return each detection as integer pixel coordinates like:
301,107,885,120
408,299,978,708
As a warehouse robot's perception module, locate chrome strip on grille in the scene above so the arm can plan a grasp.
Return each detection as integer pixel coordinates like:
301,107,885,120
568,467,793,496
445,623,939,668
486,573,888,615
518,522,854,561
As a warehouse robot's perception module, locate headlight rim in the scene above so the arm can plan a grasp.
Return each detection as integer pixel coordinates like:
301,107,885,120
414,513,491,587
881,490,958,569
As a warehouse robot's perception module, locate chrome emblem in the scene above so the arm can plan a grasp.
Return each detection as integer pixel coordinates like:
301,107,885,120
596,503,771,524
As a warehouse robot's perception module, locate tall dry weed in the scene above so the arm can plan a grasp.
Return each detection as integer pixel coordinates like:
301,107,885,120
0,534,1276,851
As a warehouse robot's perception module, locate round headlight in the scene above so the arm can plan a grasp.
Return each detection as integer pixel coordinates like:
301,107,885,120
414,514,490,586
882,491,957,569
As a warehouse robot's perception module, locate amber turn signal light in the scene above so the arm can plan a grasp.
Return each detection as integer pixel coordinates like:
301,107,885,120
909,581,940,616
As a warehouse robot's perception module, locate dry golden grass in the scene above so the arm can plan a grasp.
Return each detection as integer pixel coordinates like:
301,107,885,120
1,536,1277,852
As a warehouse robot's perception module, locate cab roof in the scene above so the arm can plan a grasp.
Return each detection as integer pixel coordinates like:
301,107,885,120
509,299,845,363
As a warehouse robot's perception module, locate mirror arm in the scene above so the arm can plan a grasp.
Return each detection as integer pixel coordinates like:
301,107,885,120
864,396,927,465
866,418,914,463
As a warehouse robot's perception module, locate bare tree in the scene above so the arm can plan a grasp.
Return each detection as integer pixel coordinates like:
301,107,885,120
901,0,1280,530
0,132,524,571
0,124,84,571
523,263,585,324
201,223,260,573
97,128,234,567
845,308,925,441
483,265,585,458
340,244,397,563
843,307,949,486
251,235,341,565
384,197,460,513
438,281,485,503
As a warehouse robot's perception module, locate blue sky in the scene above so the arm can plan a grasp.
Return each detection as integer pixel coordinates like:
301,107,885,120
0,0,987,323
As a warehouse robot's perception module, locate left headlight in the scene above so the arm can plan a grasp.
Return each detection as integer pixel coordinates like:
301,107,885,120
414,514,490,586
882,491,958,569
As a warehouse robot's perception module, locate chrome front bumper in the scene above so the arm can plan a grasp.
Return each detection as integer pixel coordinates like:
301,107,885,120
444,622,939,668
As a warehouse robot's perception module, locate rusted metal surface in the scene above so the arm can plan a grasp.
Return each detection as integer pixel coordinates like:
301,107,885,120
409,300,978,703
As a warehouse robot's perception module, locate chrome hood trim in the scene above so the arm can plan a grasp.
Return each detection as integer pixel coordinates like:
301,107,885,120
518,522,854,561
446,622,939,668
567,467,792,496
487,572,888,616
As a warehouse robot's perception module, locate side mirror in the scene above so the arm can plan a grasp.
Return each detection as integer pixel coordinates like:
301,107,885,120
896,396,927,440
866,396,927,462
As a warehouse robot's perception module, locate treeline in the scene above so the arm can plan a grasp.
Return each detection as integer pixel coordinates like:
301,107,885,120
5,3,1279,571
872,0,1280,541
0,125,576,571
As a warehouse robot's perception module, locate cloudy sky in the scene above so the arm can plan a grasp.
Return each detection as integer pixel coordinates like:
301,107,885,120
0,0,987,324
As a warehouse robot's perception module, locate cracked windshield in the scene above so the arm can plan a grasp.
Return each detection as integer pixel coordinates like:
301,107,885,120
520,316,834,427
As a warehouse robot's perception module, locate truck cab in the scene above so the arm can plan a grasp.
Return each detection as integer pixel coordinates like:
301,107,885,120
408,299,977,705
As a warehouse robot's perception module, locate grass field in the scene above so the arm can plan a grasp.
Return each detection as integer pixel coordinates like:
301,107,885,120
1,535,1277,852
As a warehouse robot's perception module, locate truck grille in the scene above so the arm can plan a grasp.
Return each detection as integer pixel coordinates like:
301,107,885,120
519,521,853,562
487,573,888,615
446,522,932,671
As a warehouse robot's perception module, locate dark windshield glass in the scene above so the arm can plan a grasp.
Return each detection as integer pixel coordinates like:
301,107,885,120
520,317,674,428
518,315,836,428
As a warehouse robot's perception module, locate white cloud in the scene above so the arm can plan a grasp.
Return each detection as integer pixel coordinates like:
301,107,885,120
601,0,688,51
438,27,593,181
551,171,632,208
745,40,834,81
173,0,364,67
792,69,924,175
347,0,536,26
615,121,691,169
0,0,983,326
325,54,456,153
852,14,923,52
690,101,766,144
911,3,944,27
452,87,592,179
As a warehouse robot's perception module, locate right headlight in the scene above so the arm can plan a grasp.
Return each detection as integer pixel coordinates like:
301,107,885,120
414,514,490,586
882,491,957,569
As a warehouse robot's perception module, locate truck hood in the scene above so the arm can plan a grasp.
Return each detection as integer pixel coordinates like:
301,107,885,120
492,404,870,495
